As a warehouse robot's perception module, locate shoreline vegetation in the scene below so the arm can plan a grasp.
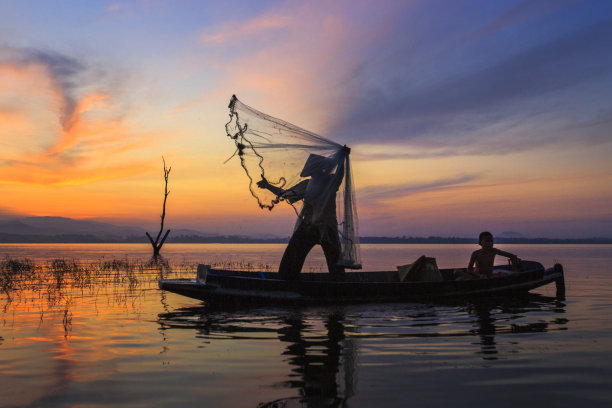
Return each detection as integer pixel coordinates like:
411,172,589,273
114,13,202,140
0,233,611,245
1,257,198,322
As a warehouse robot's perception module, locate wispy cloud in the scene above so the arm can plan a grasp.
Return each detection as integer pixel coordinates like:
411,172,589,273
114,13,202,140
358,174,479,205
462,0,582,43
331,18,612,149
107,3,124,13
200,13,294,44
194,1,612,159
0,46,84,131
0,46,154,186
195,1,404,124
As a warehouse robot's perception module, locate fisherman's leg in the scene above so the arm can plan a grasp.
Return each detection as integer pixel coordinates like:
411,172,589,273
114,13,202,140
279,225,317,280
321,227,345,280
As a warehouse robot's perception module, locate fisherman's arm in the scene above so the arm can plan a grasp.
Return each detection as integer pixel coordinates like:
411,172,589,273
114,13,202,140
283,180,308,203
257,177,308,203
256,177,286,196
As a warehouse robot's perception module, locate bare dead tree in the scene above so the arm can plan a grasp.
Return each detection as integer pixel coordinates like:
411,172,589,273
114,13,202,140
146,157,171,258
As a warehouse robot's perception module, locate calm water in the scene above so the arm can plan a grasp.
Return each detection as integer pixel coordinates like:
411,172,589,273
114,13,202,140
1,243,612,407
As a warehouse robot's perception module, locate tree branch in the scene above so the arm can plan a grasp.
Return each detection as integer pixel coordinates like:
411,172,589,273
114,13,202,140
147,156,172,257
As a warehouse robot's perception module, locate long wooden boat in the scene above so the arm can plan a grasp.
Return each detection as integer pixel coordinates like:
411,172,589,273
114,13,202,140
159,260,565,305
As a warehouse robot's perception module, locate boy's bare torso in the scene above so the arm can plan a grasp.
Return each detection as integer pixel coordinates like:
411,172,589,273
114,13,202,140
470,248,500,277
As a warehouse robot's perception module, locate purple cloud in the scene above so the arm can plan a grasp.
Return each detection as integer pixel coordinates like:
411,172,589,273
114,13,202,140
331,17,612,152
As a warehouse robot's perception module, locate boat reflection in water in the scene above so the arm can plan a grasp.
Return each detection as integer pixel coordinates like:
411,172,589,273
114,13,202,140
468,294,567,360
157,293,567,407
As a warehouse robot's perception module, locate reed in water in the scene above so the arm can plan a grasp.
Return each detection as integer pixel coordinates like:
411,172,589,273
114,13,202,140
1,256,280,296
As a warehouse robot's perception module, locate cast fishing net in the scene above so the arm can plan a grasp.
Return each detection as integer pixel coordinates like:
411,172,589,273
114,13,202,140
225,95,361,269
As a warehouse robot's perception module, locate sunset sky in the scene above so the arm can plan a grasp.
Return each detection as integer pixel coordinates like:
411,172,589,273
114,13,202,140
1,0,611,238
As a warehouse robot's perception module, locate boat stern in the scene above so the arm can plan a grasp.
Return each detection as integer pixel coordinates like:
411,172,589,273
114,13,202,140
544,263,565,298
196,264,210,283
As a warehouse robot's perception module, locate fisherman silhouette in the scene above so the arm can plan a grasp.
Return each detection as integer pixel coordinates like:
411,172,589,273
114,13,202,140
257,149,348,280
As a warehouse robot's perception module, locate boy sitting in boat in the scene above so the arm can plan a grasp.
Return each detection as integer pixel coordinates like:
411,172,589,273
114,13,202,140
457,231,521,279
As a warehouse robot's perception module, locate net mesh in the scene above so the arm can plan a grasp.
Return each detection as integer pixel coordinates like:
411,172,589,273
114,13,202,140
225,95,361,269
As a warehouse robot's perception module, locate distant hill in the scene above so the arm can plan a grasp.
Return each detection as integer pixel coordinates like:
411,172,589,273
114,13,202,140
0,217,610,244
0,216,147,238
498,231,525,239
0,216,226,243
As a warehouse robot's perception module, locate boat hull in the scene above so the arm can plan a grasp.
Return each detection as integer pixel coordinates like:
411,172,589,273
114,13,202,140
159,261,565,305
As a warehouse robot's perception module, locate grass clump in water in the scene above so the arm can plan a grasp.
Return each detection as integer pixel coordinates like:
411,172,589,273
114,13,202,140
1,257,39,292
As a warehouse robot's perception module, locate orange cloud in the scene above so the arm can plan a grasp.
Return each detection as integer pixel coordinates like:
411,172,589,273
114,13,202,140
44,93,113,157
0,63,62,150
1,56,157,188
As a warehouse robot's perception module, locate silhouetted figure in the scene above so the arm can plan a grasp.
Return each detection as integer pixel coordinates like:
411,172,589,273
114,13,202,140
257,150,348,280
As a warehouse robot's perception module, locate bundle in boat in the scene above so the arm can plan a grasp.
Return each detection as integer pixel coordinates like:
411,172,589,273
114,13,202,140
397,255,443,282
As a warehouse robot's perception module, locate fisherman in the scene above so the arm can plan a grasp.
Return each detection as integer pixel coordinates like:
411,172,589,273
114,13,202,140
257,148,349,281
